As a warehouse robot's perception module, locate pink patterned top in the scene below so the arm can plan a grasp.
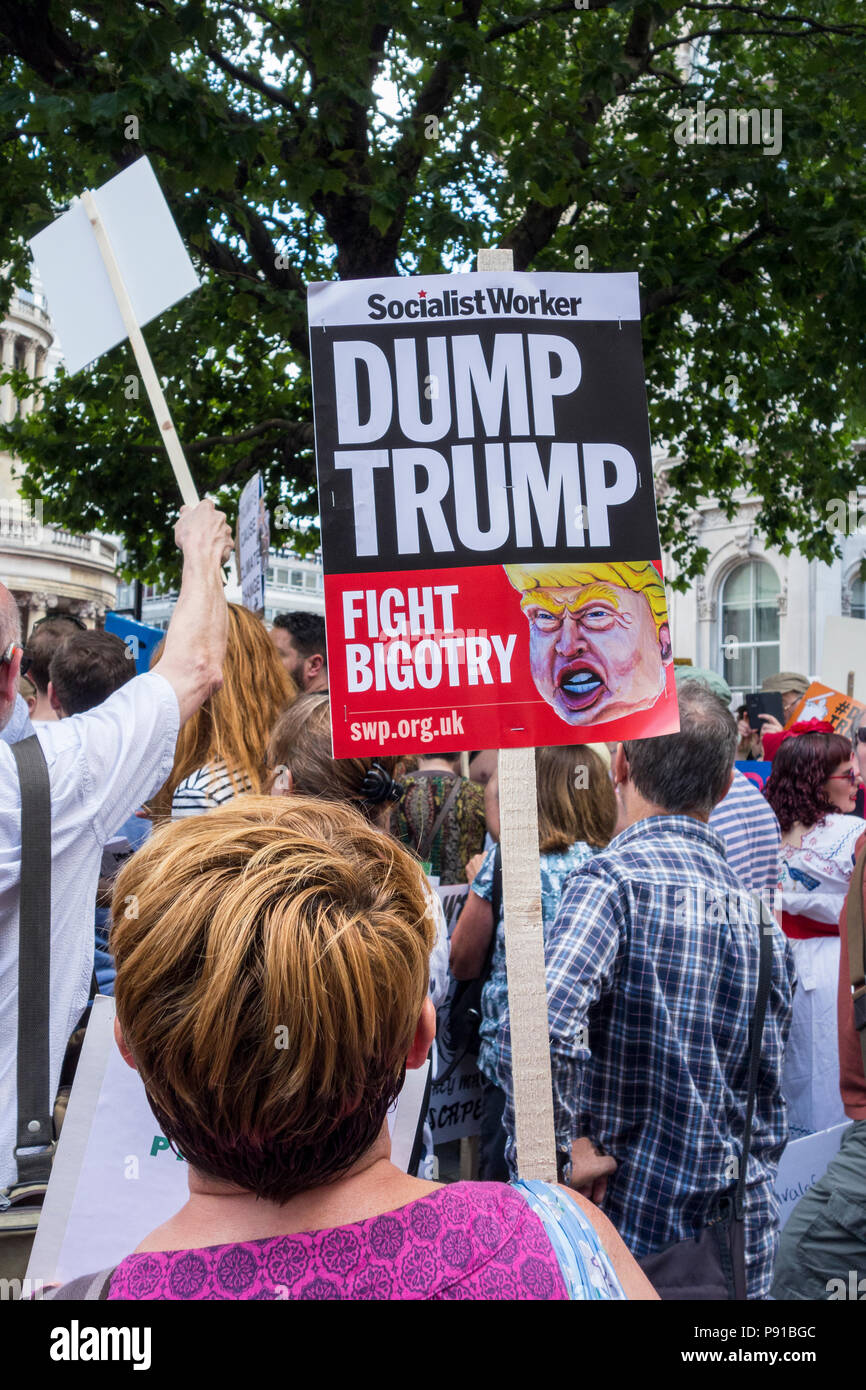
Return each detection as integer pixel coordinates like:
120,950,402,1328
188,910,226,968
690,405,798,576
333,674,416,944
107,1182,568,1301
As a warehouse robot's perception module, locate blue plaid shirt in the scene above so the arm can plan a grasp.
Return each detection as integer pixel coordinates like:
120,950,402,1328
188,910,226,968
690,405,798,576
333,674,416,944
490,815,795,1300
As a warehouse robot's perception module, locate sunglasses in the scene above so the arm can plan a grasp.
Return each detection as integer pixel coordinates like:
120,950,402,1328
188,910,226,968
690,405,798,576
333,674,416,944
857,728,866,744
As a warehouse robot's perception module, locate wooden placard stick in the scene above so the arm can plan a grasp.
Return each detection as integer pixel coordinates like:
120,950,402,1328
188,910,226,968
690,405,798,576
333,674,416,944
81,190,200,508
477,247,557,1181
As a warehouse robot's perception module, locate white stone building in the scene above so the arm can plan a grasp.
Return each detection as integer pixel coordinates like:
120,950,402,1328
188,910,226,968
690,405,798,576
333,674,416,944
660,465,866,703
0,282,120,637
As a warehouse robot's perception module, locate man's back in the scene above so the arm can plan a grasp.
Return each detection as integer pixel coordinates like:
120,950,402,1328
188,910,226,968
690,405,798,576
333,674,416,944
0,673,179,1190
710,767,781,902
533,815,794,1298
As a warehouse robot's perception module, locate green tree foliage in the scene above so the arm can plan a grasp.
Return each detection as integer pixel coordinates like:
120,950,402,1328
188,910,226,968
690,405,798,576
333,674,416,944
0,0,865,582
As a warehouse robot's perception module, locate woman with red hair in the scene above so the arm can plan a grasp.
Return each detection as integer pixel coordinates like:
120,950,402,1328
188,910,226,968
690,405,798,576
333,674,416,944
764,726,865,1137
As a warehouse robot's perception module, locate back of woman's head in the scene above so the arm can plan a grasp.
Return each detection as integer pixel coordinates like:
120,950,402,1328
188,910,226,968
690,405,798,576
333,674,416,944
535,744,617,852
111,796,436,1203
267,693,401,819
764,730,852,833
152,604,296,814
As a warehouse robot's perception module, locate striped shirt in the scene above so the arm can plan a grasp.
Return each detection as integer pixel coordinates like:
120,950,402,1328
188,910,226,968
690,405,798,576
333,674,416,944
710,769,781,904
490,815,795,1299
171,761,252,818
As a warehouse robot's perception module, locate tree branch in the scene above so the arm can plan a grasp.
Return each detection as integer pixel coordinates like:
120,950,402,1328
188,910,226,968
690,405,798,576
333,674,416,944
205,46,303,115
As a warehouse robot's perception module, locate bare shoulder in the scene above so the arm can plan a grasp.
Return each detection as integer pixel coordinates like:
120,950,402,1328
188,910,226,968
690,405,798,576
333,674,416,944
556,1185,659,1300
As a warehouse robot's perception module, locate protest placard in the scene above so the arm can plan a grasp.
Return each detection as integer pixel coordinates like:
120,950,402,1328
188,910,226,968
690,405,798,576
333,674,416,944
308,270,678,758
428,882,484,1145
104,612,165,675
786,681,866,740
236,471,269,615
775,1121,851,1230
735,759,773,791
28,995,431,1287
29,156,200,506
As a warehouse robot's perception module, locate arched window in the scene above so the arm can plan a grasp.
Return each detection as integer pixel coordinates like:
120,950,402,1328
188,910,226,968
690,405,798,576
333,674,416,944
719,560,780,692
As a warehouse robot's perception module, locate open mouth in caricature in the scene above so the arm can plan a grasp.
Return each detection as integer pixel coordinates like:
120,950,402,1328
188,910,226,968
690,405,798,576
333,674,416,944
556,662,607,711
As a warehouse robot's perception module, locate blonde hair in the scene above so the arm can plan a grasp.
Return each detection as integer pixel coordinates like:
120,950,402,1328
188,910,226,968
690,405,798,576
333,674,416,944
266,693,401,819
111,796,436,1202
504,561,669,634
535,745,617,851
150,604,297,817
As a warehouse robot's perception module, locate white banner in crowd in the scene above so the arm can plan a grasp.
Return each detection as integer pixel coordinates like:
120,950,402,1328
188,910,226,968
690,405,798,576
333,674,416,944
29,157,199,376
237,471,269,614
28,995,430,1287
429,882,484,1145
774,1120,851,1230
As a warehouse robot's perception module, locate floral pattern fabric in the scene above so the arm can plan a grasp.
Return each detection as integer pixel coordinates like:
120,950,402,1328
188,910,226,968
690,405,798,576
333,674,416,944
107,1182,568,1301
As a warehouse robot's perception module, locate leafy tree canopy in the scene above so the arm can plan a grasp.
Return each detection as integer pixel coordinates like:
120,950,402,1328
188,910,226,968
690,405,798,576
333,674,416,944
1,0,865,584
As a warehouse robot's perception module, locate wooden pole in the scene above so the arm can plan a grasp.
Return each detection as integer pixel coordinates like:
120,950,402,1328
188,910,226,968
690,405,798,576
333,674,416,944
477,246,557,1181
81,190,200,508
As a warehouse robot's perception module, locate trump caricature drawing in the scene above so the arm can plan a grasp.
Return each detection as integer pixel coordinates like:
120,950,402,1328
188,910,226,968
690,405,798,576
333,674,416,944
505,561,673,727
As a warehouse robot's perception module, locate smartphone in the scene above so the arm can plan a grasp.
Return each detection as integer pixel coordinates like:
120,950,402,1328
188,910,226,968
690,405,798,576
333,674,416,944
745,692,784,728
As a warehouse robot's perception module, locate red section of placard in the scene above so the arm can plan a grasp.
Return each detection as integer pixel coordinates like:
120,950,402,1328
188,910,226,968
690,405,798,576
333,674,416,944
325,561,679,758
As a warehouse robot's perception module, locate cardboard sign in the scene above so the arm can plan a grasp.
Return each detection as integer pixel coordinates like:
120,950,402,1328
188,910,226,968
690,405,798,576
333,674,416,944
428,882,484,1144
28,995,430,1287
775,1121,851,1230
308,271,678,757
237,471,269,614
29,157,199,376
735,759,773,791
786,681,866,740
105,612,165,675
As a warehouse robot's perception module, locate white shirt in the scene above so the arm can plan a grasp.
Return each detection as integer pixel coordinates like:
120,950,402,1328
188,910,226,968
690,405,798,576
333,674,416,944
0,671,179,1189
1,695,33,746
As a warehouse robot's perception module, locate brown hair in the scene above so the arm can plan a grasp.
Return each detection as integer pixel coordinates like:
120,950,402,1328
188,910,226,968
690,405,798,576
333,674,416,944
535,745,617,852
150,604,297,816
111,796,436,1203
266,693,402,819
48,630,134,714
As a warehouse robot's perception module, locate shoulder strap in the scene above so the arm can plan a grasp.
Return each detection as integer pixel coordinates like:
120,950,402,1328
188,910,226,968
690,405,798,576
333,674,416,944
511,1180,626,1300
42,1266,117,1300
10,735,54,1185
846,846,866,1076
735,897,775,1220
416,774,462,863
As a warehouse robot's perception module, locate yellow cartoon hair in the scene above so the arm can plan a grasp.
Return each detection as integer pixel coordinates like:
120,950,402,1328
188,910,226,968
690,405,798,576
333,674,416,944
504,561,669,634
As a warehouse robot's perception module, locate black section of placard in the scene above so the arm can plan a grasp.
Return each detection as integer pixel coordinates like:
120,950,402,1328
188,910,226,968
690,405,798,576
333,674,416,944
310,316,660,576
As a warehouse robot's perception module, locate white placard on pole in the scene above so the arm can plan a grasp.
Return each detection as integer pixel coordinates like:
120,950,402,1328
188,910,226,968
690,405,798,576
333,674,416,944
477,247,556,1182
29,157,200,506
237,472,268,614
29,157,199,376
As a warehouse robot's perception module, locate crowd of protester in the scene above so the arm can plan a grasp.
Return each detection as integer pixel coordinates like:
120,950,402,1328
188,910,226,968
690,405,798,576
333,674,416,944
1,499,865,1301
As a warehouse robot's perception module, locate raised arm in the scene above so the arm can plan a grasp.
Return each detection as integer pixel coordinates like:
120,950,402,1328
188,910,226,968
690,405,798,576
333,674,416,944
152,501,234,725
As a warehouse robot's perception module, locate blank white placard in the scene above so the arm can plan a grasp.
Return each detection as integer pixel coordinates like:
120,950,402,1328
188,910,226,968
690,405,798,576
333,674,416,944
29,156,199,375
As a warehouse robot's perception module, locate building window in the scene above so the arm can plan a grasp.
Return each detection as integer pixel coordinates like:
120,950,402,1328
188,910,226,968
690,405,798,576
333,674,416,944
291,570,303,587
719,560,780,691
851,577,866,621
304,572,316,589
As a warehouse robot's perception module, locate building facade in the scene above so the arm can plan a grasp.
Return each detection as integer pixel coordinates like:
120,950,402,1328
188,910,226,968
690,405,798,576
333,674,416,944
132,545,324,630
0,283,120,637
661,471,866,703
